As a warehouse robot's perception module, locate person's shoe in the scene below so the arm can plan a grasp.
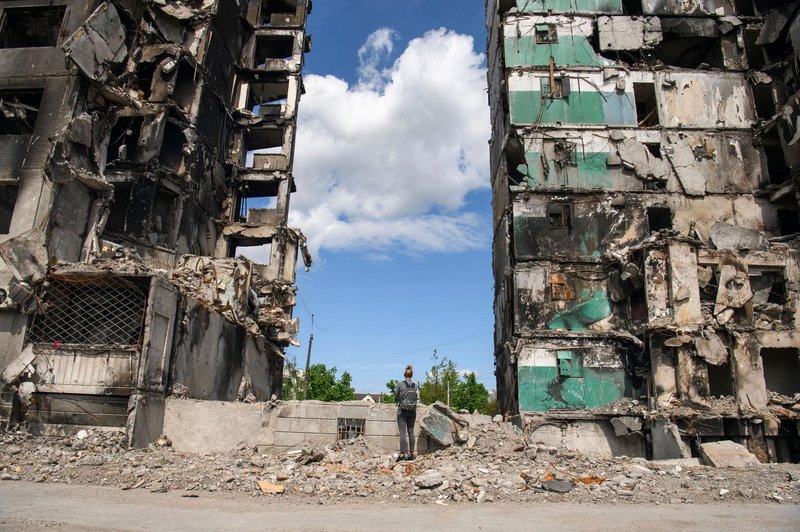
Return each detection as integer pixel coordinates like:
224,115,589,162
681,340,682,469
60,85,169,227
396,454,405,462
405,454,415,461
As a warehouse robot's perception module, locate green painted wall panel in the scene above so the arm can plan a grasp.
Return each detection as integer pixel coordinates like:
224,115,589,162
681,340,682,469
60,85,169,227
521,150,612,188
518,365,626,411
547,288,612,330
508,90,636,126
504,36,601,68
515,0,622,13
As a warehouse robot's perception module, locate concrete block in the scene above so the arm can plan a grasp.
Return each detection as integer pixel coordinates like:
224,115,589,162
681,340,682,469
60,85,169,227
278,401,307,418
273,416,294,432
303,433,336,444
272,431,305,448
336,405,369,419
305,402,338,419
163,398,269,454
651,418,691,460
366,406,397,423
530,420,645,458
699,441,762,468
365,420,399,438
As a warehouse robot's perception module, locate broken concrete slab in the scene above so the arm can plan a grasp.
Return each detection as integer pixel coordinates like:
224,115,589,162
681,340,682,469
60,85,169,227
695,330,728,366
0,345,34,385
0,229,49,283
62,2,128,83
598,16,662,51
699,441,762,468
651,418,691,460
710,223,768,252
610,416,643,437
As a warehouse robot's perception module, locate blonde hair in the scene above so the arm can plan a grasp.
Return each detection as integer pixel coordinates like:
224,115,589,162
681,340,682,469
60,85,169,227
404,365,413,378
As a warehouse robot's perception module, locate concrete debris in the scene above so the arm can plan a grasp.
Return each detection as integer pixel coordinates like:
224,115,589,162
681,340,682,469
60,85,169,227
694,330,728,366
0,229,49,283
699,441,762,469
615,139,671,182
3,426,798,504
598,16,662,51
651,418,691,460
62,2,128,83
420,402,470,447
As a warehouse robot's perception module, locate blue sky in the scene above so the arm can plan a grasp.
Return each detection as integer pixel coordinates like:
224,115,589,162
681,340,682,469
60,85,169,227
284,1,493,394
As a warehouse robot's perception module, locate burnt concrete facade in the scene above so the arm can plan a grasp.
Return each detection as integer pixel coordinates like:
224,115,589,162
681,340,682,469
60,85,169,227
488,0,800,461
0,0,312,446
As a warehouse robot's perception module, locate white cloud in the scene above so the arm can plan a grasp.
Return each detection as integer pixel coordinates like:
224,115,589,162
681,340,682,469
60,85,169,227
291,28,490,258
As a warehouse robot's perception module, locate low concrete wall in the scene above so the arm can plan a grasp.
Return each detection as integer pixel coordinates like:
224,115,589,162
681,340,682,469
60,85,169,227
527,419,646,458
163,398,431,454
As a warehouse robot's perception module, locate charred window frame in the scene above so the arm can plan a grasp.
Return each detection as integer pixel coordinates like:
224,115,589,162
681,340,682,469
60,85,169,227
547,202,572,229
534,24,557,44
0,184,18,234
0,5,66,49
541,77,570,100
27,276,150,348
0,89,43,135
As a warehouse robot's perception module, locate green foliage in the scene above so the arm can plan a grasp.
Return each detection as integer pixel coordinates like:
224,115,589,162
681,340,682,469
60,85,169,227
418,350,460,406
281,356,303,400
451,373,489,413
482,398,498,416
383,379,397,404
305,363,356,402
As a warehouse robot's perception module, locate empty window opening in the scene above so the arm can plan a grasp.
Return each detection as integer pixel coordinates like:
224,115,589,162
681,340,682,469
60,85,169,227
159,118,185,172
255,35,295,66
174,61,199,114
0,6,65,49
776,420,800,463
750,268,787,308
547,203,571,229
761,348,800,396
104,184,132,234
504,135,527,185
150,189,178,246
734,0,755,16
743,28,766,70
535,24,557,44
755,0,785,16
231,240,272,265
644,142,662,159
0,90,43,135
634,83,659,127
777,209,799,236
337,418,365,440
244,80,290,117
107,116,145,163
542,77,570,99
762,140,790,185
0,184,18,234
27,276,149,347
752,84,776,120
651,23,724,69
699,265,719,303
707,362,734,397
647,207,672,231
261,0,300,26
622,0,644,15
137,61,157,100
238,195,278,220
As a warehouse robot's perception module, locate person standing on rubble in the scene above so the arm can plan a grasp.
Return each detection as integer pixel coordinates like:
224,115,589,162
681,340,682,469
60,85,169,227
395,365,418,461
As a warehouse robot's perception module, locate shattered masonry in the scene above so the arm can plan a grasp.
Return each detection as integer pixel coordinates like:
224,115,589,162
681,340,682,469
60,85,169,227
487,0,800,462
0,0,313,446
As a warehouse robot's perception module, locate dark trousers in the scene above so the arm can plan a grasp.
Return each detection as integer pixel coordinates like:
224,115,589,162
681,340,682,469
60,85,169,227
397,408,416,453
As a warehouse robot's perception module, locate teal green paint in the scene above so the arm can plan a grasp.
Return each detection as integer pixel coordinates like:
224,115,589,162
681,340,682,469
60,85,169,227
518,365,626,411
547,288,611,330
515,0,622,13
504,36,601,68
509,90,608,125
522,150,612,188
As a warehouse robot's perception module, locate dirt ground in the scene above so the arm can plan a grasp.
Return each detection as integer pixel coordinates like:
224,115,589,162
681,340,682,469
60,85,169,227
1,482,799,532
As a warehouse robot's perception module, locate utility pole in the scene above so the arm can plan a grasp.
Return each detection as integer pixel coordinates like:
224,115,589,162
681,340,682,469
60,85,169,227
302,315,314,400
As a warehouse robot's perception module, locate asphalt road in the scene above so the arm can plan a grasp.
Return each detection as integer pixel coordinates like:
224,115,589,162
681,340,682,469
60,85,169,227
1,482,799,531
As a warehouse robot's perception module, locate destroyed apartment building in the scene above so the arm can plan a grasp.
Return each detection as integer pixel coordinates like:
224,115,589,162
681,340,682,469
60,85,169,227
0,0,313,446
487,0,800,462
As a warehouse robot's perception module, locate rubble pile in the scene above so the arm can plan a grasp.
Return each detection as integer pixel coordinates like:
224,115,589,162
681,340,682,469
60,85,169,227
1,420,798,505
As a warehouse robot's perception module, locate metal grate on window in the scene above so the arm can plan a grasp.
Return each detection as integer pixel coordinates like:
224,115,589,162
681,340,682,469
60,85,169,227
337,418,365,440
27,276,149,348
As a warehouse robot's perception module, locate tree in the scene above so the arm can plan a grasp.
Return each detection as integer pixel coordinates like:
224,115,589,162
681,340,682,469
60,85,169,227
305,363,356,402
383,379,397,403
451,373,489,413
418,350,461,406
281,356,303,400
